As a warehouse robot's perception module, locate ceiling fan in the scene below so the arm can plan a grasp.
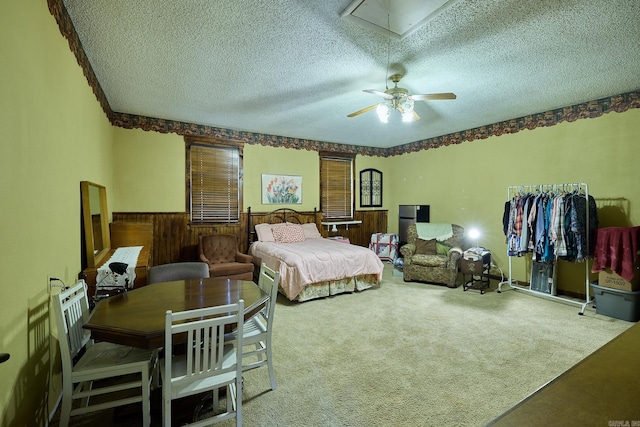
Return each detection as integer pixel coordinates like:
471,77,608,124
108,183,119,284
347,73,456,122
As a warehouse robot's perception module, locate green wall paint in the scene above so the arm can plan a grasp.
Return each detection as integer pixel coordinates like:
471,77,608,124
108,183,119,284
243,145,320,211
112,109,640,296
1,1,115,424
387,110,640,293
112,140,394,214
113,127,184,212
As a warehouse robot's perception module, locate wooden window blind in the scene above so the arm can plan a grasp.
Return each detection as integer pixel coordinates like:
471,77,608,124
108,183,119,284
186,137,243,223
320,152,355,219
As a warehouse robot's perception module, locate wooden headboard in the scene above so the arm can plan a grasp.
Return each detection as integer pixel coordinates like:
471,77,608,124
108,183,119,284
247,207,318,245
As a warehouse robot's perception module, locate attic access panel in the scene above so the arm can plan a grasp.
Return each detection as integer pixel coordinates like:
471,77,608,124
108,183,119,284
340,0,459,40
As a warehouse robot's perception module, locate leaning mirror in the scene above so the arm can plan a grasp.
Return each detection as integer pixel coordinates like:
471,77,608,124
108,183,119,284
80,181,110,268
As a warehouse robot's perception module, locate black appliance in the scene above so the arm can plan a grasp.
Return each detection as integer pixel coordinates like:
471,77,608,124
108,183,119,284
398,205,430,244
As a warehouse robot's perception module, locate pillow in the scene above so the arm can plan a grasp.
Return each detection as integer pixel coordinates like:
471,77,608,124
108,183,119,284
272,224,306,243
255,223,275,242
415,238,437,255
301,223,322,239
436,242,451,255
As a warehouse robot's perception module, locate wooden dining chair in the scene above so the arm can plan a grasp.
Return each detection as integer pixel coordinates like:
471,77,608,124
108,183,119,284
160,301,244,427
226,263,280,391
52,281,157,427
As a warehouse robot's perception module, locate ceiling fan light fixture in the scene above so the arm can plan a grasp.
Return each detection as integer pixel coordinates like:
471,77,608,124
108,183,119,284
376,102,390,123
399,96,415,122
401,110,414,122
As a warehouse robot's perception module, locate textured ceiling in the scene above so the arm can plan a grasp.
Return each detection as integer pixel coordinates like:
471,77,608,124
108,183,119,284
61,0,640,149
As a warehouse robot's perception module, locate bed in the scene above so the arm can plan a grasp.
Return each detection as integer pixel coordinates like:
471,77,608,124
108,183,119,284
247,207,384,302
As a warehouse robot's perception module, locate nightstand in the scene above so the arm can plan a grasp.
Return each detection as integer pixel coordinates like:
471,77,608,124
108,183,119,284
459,252,491,294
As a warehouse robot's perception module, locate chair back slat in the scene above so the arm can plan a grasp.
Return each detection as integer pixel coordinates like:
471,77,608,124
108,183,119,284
165,302,244,390
52,281,92,373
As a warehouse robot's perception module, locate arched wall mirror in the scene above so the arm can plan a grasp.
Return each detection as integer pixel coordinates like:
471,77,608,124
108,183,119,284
360,168,383,207
80,181,111,268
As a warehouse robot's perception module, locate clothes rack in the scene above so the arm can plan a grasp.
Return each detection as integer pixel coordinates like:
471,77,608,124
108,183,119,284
498,182,594,314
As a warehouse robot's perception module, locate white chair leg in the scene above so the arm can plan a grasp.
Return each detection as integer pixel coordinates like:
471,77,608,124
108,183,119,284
163,390,171,427
254,343,264,362
235,377,242,427
60,392,72,427
213,387,219,412
267,342,276,391
79,380,93,408
142,367,150,427
228,383,236,411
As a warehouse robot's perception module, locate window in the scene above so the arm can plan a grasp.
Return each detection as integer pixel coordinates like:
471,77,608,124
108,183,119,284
319,152,355,219
360,168,383,207
185,137,243,223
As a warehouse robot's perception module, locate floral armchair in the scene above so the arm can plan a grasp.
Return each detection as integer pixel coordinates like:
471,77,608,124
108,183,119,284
400,224,465,288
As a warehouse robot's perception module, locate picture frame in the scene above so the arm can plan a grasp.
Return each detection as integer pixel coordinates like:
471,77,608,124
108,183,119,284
262,174,302,204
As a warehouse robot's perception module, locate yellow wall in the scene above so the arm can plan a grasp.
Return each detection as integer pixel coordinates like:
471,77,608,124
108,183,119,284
112,111,640,295
112,127,184,212
112,109,640,295
114,109,640,293
0,1,115,425
243,145,320,211
112,135,393,213
387,110,640,293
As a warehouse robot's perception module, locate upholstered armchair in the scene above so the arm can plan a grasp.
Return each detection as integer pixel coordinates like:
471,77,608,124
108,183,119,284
199,234,254,281
400,224,465,288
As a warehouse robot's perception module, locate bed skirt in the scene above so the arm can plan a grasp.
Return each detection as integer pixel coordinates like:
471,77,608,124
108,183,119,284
288,273,379,302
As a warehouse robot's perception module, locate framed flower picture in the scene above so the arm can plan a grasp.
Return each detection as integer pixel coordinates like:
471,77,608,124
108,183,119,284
262,174,302,204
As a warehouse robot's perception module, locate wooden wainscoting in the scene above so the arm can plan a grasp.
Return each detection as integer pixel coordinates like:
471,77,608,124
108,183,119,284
321,210,389,247
113,210,387,266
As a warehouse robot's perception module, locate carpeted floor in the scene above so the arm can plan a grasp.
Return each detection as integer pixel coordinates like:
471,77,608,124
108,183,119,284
49,264,632,426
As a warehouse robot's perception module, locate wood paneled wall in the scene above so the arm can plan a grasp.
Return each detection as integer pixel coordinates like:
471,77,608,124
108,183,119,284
113,210,387,266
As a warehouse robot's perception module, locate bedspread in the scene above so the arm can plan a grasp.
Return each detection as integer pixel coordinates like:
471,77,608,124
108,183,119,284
249,239,384,300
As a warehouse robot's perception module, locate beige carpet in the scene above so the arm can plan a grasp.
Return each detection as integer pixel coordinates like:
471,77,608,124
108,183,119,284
51,264,632,426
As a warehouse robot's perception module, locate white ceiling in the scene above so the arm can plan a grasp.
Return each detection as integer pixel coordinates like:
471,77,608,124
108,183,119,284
61,0,640,149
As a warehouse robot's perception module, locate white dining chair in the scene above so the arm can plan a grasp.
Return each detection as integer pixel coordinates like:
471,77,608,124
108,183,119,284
52,281,157,427
226,263,280,391
160,301,244,427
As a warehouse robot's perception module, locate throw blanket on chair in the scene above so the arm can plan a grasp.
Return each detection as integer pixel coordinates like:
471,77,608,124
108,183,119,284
415,223,453,241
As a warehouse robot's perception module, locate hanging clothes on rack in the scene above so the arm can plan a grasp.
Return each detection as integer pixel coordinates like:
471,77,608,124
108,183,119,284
503,185,597,262
499,182,596,314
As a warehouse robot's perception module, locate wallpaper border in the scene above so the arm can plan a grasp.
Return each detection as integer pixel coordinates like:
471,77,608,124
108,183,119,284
49,0,639,158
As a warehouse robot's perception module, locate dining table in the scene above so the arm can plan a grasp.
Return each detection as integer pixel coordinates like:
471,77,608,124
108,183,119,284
84,277,269,349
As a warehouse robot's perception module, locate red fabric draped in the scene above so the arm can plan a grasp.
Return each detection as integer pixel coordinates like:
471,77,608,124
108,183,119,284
591,226,640,281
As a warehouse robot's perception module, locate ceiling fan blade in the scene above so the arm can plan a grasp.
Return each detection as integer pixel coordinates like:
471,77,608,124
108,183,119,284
347,103,380,117
363,89,393,100
410,92,457,101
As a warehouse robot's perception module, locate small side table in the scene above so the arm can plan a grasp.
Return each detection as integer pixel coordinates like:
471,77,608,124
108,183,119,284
459,253,491,294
